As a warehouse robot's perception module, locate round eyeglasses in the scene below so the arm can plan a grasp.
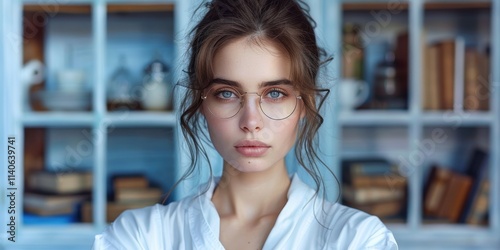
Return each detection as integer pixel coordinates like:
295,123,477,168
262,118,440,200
201,84,302,120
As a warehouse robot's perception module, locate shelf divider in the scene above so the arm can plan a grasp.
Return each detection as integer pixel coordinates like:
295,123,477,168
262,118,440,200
92,0,107,231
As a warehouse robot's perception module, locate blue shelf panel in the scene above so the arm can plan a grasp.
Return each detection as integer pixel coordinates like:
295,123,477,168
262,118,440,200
22,112,94,127
422,111,493,126
16,224,96,247
104,111,176,127
339,110,411,126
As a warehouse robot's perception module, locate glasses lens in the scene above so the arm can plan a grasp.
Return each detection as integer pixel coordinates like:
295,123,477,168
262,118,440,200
203,84,299,120
203,86,242,118
260,86,298,120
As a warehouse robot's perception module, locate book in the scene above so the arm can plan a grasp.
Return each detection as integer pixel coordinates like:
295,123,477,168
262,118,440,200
342,159,405,189
463,49,480,110
24,204,74,216
24,193,89,216
28,171,92,194
345,199,403,218
453,37,465,111
114,187,163,203
424,38,465,111
438,39,456,110
423,44,441,110
466,180,490,225
342,185,405,204
477,52,490,110
423,166,453,217
81,201,158,223
112,174,149,190
436,172,472,222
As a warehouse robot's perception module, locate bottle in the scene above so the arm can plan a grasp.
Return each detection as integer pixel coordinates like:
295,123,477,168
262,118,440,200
141,53,171,111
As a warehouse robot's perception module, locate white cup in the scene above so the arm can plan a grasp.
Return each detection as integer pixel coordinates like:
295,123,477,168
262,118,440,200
57,70,86,92
338,79,369,111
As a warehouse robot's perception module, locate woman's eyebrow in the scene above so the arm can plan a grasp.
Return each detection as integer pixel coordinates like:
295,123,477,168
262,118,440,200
209,78,240,87
261,79,292,87
209,78,292,88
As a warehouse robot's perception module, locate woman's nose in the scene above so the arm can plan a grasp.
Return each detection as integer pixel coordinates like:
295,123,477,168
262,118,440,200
239,94,264,132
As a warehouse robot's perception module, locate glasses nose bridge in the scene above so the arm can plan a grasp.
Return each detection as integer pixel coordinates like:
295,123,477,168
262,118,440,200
238,91,263,112
240,91,261,104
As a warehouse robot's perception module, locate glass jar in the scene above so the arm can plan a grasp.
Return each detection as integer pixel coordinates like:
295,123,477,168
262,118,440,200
107,55,137,111
141,54,171,111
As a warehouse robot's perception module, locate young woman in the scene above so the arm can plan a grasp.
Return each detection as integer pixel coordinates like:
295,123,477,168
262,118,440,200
93,0,398,249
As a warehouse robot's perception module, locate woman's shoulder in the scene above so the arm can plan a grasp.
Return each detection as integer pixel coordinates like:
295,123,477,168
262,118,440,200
318,201,398,249
119,201,187,222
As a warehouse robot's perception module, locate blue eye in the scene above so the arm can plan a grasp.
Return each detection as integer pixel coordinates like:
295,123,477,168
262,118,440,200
268,90,282,99
264,88,287,101
221,91,234,98
213,88,239,100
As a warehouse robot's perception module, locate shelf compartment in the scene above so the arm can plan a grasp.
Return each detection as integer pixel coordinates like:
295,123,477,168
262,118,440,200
101,127,176,222
22,127,95,226
422,5,492,113
420,127,490,227
105,7,175,112
342,5,410,111
104,111,176,127
339,110,410,126
22,112,94,127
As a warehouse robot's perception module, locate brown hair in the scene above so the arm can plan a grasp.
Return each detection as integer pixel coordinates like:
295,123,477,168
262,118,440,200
174,0,334,200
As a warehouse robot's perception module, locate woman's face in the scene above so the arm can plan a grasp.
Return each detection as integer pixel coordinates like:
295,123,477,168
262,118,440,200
202,37,303,173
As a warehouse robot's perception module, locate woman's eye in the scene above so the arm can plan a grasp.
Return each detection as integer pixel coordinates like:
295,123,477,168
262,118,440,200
214,89,238,99
265,88,287,99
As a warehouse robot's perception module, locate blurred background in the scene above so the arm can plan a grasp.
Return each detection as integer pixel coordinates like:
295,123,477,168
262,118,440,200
0,0,499,249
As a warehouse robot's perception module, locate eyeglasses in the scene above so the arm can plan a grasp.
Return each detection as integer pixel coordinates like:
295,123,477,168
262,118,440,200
201,84,302,120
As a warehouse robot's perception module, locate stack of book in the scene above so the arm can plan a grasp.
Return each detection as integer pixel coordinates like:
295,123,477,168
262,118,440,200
82,174,163,223
424,148,490,225
24,171,92,222
342,159,407,219
422,37,490,111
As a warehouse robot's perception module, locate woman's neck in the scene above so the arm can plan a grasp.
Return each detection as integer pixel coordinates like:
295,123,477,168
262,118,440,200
211,161,291,221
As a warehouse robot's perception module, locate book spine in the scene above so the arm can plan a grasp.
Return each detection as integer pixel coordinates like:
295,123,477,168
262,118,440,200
453,37,465,112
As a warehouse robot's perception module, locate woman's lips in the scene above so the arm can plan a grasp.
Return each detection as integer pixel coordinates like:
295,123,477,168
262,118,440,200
234,140,270,157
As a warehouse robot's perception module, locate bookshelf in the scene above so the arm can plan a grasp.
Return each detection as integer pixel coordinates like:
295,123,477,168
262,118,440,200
0,0,194,249
320,0,500,249
1,0,499,249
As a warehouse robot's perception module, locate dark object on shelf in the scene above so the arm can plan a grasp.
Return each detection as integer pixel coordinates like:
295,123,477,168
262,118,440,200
371,33,408,110
342,23,364,80
460,149,490,225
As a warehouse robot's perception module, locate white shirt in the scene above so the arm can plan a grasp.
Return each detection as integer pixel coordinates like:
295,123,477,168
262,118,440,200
93,174,398,249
